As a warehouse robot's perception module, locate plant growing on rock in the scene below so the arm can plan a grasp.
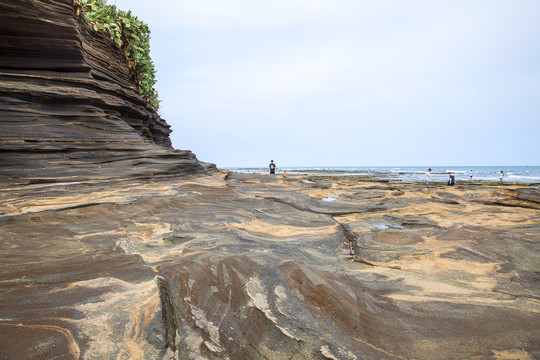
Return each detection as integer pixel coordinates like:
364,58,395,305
76,0,160,110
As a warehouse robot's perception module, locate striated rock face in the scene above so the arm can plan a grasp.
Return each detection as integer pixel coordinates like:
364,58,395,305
1,1,540,359
1,173,539,359
0,0,215,184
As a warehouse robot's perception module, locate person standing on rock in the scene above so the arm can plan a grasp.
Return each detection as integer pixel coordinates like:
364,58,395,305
470,170,473,180
447,172,455,186
269,160,276,174
425,168,432,185
499,170,504,182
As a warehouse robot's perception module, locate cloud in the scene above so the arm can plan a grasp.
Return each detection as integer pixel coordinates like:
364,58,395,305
158,0,361,29
114,0,540,166
179,43,347,108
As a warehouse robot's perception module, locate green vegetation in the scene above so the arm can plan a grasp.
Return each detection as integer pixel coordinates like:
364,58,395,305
78,0,159,110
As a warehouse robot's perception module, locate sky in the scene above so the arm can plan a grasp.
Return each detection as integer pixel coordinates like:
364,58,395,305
112,0,540,167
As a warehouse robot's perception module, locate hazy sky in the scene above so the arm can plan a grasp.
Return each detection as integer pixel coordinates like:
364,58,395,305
113,0,540,167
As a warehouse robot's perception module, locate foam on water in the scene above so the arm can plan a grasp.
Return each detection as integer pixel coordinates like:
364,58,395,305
226,166,540,183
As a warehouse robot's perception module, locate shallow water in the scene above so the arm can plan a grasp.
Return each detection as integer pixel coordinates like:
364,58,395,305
371,222,406,229
227,166,540,183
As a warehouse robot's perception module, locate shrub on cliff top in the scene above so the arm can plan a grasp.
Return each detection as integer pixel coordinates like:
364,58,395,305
76,0,160,110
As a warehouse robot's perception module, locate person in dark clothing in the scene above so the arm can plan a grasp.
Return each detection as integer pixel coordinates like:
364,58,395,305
447,172,455,186
269,160,276,174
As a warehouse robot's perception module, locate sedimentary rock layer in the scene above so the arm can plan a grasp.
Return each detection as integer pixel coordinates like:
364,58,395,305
1,1,539,359
0,0,214,184
1,173,539,359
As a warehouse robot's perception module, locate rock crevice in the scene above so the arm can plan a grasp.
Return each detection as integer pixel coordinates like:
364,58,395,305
157,275,178,358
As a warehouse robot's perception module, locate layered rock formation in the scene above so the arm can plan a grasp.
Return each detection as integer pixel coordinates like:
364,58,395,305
2,1,540,359
1,173,539,359
0,0,214,185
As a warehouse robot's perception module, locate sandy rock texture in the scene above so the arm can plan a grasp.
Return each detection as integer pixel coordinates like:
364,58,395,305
1,1,539,358
1,172,539,359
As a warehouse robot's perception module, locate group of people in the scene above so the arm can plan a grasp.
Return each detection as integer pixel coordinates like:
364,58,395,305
269,162,506,183
425,168,456,186
426,168,506,185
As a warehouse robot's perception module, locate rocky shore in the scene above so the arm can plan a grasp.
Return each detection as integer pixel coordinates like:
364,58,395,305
1,1,539,358
0,0,215,186
1,172,539,359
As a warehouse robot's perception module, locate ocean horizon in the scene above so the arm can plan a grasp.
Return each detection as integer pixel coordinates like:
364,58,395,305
225,165,540,183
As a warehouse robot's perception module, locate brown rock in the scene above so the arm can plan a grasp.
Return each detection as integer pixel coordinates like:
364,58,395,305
0,0,215,186
2,173,539,359
1,1,539,359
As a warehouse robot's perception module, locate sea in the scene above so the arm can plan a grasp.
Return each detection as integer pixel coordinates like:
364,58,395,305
226,166,540,183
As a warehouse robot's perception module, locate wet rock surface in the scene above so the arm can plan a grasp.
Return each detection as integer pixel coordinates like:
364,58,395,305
1,173,539,359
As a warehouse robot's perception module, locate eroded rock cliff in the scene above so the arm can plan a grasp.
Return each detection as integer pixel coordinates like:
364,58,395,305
0,0,214,185
1,2,539,360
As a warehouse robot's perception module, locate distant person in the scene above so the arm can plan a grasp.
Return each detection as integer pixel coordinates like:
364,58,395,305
425,168,432,185
469,170,473,180
499,170,504,182
447,172,455,186
269,160,276,174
